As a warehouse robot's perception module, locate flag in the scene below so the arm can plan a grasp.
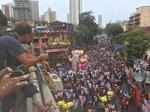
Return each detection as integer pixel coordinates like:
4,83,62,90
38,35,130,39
114,43,124,51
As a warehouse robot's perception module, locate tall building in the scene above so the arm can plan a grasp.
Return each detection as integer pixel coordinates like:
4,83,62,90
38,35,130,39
2,3,14,19
42,8,56,23
69,0,82,25
98,15,102,27
30,0,39,21
13,0,31,21
128,6,150,29
67,13,70,23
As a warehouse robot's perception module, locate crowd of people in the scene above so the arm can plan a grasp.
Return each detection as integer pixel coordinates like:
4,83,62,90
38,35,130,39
53,36,150,112
53,38,131,112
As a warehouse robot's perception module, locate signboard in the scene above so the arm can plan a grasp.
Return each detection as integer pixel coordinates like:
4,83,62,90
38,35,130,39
48,35,71,47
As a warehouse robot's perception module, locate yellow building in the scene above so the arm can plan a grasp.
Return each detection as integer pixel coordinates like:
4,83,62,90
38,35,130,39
128,6,150,29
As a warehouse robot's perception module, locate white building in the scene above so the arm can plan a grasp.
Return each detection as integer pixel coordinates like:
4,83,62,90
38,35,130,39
13,0,31,21
67,13,70,23
119,21,128,32
42,8,56,23
98,14,102,28
30,0,39,21
69,0,82,25
2,3,14,19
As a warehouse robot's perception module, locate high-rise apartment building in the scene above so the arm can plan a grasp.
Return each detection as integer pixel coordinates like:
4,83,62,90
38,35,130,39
98,15,102,28
2,3,14,19
69,0,82,25
13,0,31,21
67,13,70,23
42,8,56,23
128,6,150,29
30,0,39,21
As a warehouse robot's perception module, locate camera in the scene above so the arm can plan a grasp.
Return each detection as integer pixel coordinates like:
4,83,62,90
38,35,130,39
14,65,38,97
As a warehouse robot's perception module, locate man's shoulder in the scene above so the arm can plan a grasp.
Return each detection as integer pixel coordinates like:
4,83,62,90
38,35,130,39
0,34,18,43
0,34,15,40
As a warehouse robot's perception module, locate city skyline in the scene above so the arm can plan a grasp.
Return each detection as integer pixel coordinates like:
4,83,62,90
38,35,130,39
0,0,150,25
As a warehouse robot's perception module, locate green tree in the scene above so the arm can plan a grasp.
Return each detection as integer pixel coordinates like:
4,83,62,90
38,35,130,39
112,29,150,62
0,10,7,26
97,27,104,34
105,23,123,37
75,11,99,46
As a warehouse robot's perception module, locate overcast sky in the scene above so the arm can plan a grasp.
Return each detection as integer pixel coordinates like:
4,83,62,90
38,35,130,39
0,0,150,25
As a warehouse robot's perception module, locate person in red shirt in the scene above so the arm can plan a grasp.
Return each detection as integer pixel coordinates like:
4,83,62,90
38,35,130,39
79,54,88,71
132,83,142,112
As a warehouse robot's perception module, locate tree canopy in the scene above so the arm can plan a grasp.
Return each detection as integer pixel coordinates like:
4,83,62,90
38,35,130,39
112,29,150,62
75,11,99,46
0,10,7,26
105,23,123,37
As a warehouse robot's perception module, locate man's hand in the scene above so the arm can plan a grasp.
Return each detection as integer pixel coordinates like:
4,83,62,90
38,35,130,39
17,52,48,66
0,71,29,99
34,103,49,112
38,104,49,112
39,53,48,61
0,67,13,79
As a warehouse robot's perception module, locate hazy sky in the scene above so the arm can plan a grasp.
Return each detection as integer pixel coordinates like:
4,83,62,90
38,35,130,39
0,0,150,25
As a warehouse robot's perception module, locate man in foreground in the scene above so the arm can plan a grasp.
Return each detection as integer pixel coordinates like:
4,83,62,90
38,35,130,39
0,14,48,112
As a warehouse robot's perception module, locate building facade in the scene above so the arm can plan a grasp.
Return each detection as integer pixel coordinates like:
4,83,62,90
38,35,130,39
30,0,39,21
2,3,14,19
69,0,82,25
128,6,150,29
13,0,31,21
48,21,74,48
32,21,74,66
